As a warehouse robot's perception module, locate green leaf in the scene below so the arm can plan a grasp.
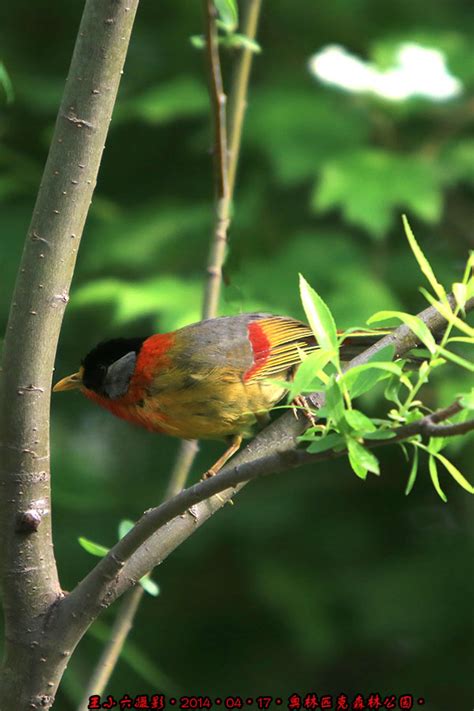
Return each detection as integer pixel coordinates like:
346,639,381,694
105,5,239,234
0,62,14,104
347,438,380,478
118,519,135,540
342,361,401,399
428,434,447,454
225,34,262,53
78,537,109,558
452,282,467,310
190,35,206,49
287,349,333,399
344,409,377,433
140,575,160,597
428,454,448,502
419,288,474,339
435,452,474,494
402,215,446,301
306,432,345,454
325,377,345,427
460,389,474,411
362,429,396,440
436,345,474,373
313,150,442,238
299,274,338,355
405,446,419,495
367,310,437,353
214,0,238,31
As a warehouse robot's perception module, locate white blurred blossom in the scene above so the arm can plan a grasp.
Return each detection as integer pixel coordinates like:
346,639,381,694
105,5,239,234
309,43,462,102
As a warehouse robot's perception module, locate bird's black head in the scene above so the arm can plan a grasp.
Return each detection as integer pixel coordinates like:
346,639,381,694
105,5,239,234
81,337,146,398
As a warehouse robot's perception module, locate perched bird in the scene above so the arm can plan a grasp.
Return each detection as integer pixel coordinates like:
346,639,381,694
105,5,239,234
53,313,379,475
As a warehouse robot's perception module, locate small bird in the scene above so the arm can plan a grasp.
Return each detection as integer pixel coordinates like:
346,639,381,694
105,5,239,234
53,313,380,475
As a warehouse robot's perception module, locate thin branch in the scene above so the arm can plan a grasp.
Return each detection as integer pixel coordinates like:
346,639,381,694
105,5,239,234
164,439,201,500
227,0,263,196
0,1,139,707
423,419,474,437
77,585,143,709
203,0,228,201
202,0,230,319
78,4,264,699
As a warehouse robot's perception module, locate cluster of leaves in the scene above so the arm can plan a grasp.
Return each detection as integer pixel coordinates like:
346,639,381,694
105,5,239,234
294,219,474,500
190,0,261,54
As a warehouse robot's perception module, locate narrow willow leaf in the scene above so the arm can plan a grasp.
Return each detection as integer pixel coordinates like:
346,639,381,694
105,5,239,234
435,453,474,494
384,374,402,404
420,288,474,338
347,440,367,480
227,33,262,52
466,275,474,300
299,274,338,355
287,349,334,399
342,361,401,398
402,215,446,301
367,310,437,353
452,282,467,310
78,537,109,558
436,345,474,373
118,519,135,540
306,432,345,454
428,454,447,502
140,575,160,597
347,438,380,476
0,62,14,104
428,435,447,454
460,389,474,411
325,377,345,427
405,446,419,495
362,429,396,440
214,0,238,31
344,409,377,433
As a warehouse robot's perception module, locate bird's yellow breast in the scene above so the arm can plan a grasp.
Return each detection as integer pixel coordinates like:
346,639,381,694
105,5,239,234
133,366,287,440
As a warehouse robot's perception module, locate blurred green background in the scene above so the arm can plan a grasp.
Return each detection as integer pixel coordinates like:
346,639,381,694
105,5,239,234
1,0,473,708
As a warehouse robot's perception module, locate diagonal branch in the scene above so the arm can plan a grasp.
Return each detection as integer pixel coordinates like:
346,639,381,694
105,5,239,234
53,294,473,640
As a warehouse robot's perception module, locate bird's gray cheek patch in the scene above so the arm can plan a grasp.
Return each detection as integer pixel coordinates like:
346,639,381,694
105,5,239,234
103,351,137,399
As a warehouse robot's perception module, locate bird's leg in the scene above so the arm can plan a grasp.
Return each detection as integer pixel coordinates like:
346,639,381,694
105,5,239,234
292,395,318,428
203,434,243,479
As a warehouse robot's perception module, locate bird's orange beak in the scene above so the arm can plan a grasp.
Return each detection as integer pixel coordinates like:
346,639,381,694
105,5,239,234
53,367,84,392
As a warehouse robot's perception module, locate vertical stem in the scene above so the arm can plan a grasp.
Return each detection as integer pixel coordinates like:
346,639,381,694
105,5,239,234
227,0,263,197
77,586,144,710
76,1,263,703
202,0,231,319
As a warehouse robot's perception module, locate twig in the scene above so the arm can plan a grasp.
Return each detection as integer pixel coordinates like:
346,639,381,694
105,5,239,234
201,0,230,319
77,585,143,709
78,3,263,697
164,439,201,500
227,0,263,196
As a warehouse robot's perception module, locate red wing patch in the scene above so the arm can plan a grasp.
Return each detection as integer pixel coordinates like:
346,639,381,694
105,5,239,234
244,321,272,381
244,317,316,381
